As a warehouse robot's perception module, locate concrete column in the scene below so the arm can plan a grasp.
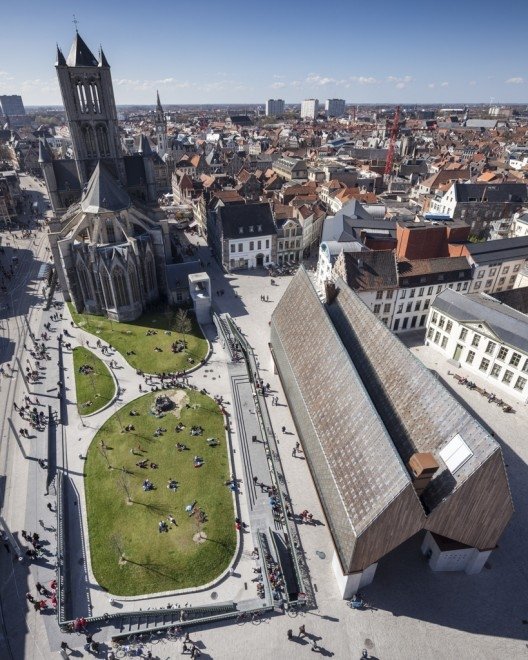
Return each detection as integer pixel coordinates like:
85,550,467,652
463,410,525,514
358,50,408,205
465,549,492,575
332,551,377,600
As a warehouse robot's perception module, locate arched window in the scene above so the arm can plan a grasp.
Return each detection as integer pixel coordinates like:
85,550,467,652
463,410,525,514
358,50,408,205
129,264,140,304
78,263,92,301
144,253,156,293
100,269,113,308
97,125,110,157
112,266,129,307
83,125,97,157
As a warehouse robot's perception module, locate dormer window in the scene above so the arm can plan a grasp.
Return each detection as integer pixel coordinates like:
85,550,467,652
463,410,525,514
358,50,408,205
248,225,254,233
239,227,244,234
257,224,262,232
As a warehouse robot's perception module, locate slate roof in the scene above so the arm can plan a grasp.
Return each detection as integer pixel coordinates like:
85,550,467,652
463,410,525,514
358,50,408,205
218,202,276,239
271,268,512,570
81,162,131,214
338,250,398,291
398,256,471,277
124,156,146,187
466,236,528,265
454,182,528,204
53,160,81,192
66,33,99,67
271,269,417,566
492,285,528,315
432,288,528,355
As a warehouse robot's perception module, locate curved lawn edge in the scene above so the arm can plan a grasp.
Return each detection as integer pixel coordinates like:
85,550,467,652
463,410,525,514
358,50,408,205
72,346,116,415
94,406,241,602
84,389,237,596
67,303,209,376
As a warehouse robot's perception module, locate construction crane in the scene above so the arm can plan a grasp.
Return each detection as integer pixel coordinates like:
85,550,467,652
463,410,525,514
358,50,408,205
384,105,400,176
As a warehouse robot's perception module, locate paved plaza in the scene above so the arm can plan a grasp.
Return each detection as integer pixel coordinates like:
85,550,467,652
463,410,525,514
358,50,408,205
0,185,528,659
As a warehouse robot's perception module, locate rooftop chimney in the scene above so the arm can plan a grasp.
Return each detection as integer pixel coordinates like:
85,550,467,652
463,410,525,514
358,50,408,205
408,452,439,496
325,280,339,304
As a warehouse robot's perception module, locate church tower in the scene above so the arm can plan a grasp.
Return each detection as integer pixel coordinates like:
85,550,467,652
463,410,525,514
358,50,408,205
154,91,168,159
55,32,126,187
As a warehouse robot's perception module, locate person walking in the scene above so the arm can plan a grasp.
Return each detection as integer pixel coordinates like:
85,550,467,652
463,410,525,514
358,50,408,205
287,629,293,640
299,624,306,638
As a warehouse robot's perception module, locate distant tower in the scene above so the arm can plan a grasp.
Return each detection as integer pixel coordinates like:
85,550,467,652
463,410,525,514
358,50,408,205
55,32,126,187
155,91,168,159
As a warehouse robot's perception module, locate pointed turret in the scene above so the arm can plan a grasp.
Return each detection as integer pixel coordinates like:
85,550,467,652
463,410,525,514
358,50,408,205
99,47,110,68
38,138,53,163
56,45,66,66
138,134,153,156
156,90,163,113
66,32,99,67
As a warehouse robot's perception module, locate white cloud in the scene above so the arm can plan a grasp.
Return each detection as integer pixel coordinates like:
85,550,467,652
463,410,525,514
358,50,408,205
505,77,524,84
305,73,337,86
273,74,285,80
290,80,301,88
387,75,413,88
440,81,449,87
350,76,379,85
428,83,435,89
469,80,477,86
270,81,286,89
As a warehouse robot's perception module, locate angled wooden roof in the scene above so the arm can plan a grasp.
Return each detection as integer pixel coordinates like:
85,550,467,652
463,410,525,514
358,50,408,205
271,268,513,572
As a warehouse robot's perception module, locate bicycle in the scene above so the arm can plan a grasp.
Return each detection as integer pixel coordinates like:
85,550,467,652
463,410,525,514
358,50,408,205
166,626,183,641
236,611,261,626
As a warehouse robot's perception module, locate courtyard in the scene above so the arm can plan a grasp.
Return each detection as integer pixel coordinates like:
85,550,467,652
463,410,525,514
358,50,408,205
68,304,208,374
84,388,236,597
72,346,115,415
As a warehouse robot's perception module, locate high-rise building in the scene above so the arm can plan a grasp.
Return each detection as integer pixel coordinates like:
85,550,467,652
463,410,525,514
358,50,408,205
301,98,318,120
265,99,285,117
325,98,346,117
0,95,26,117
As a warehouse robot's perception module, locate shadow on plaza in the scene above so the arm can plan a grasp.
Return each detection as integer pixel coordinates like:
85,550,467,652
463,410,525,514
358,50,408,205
0,246,47,322
362,373,528,642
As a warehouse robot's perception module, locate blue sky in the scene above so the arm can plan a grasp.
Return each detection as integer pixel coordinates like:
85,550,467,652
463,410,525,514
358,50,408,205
1,0,527,106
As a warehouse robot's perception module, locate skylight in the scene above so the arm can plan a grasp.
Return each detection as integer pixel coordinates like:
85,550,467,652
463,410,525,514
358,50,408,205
439,434,473,474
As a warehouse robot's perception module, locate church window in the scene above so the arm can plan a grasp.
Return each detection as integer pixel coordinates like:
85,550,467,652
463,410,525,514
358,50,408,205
129,265,140,303
83,125,97,157
91,83,100,113
112,266,129,307
100,269,113,308
97,125,110,157
145,253,156,293
78,263,92,301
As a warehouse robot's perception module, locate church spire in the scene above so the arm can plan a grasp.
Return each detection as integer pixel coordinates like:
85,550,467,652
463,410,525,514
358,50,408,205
99,46,110,68
66,32,98,67
156,90,163,113
56,45,66,66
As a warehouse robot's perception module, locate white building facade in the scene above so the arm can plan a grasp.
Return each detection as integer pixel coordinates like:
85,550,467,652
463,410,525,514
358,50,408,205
425,289,528,403
301,98,318,120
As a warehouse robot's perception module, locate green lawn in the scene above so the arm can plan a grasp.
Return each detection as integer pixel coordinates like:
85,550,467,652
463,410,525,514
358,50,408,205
85,389,236,596
68,304,208,374
72,346,115,415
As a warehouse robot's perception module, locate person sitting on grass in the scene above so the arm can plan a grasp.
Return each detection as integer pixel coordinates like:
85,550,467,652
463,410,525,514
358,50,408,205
136,459,148,468
129,410,139,416
176,442,188,451
150,462,158,469
168,515,177,526
207,437,219,446
167,478,178,490
193,456,204,468
158,520,168,533
143,479,154,491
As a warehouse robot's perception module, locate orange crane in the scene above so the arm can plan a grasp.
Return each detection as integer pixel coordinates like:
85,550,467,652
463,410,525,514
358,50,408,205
384,105,400,175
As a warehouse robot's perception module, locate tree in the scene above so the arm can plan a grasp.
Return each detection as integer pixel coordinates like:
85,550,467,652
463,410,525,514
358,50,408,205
173,308,191,345
117,469,132,504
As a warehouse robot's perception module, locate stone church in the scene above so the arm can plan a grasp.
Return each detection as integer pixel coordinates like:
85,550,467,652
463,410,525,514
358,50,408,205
43,32,172,322
39,32,168,214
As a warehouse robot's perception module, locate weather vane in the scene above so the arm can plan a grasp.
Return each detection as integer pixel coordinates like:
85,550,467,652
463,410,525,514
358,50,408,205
73,14,79,32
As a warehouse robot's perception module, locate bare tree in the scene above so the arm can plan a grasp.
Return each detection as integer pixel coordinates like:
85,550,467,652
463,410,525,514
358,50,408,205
98,441,111,468
110,533,127,564
117,469,132,503
173,308,192,346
